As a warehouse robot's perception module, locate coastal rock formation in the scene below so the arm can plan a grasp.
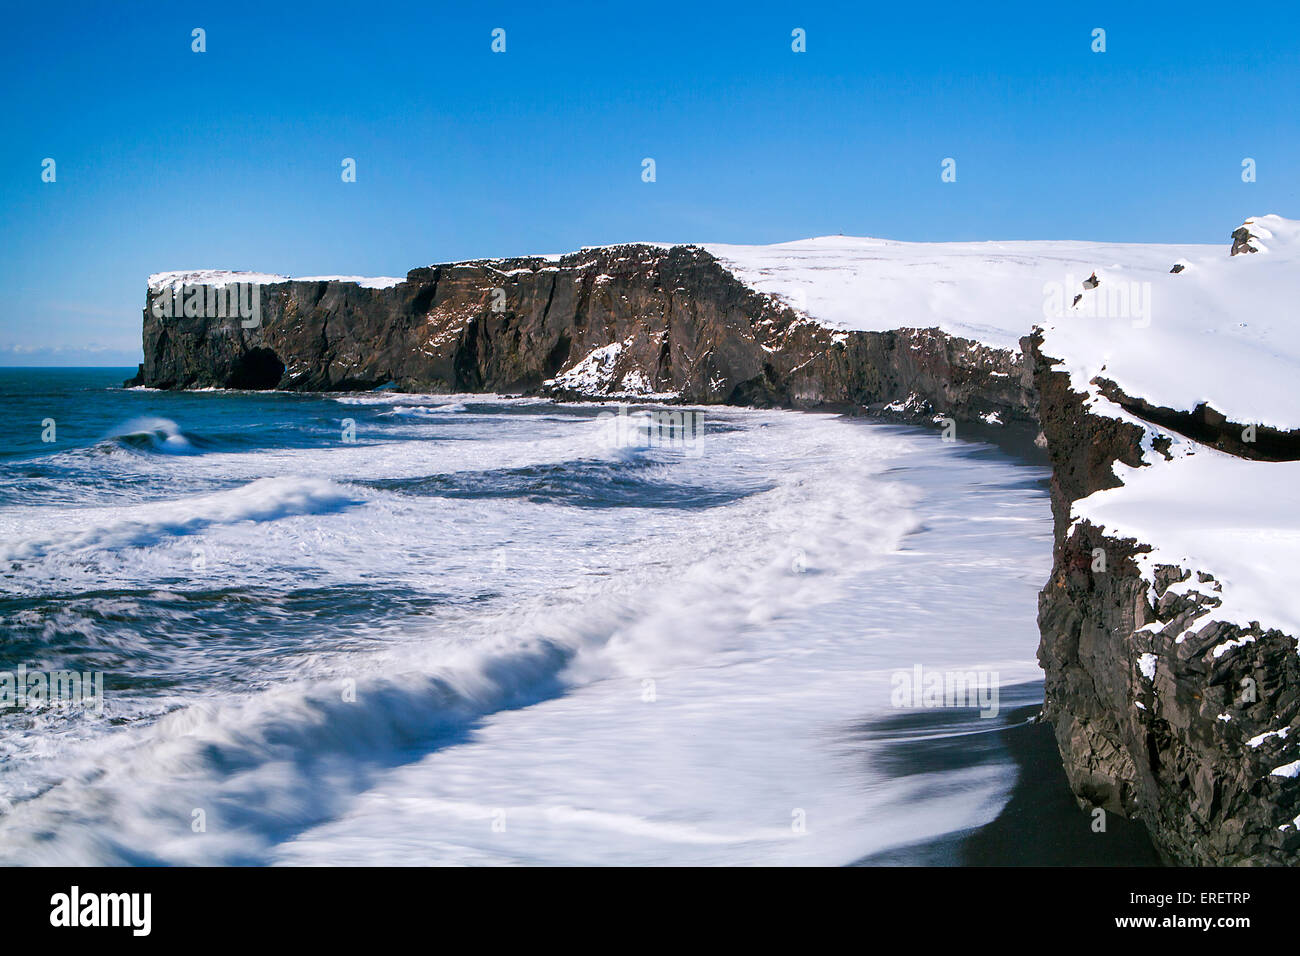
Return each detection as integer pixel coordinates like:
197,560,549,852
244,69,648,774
132,216,1300,865
1027,215,1300,865
1029,331,1300,865
129,245,1034,429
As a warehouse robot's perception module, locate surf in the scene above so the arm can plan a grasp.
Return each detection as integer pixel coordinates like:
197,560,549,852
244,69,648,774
0,374,1053,865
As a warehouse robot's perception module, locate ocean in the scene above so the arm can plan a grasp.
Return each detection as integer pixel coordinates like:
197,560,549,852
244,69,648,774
0,367,1139,865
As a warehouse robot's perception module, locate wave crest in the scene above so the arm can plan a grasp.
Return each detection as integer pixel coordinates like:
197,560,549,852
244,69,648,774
107,417,206,456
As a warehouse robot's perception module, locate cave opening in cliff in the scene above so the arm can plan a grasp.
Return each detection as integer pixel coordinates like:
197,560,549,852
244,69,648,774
227,347,285,389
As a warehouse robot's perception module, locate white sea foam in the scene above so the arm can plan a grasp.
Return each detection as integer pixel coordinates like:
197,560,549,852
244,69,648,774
0,476,358,562
0,400,1050,865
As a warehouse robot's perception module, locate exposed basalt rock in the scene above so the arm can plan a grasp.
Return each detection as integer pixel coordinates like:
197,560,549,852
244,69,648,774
1093,378,1300,462
1231,225,1261,256
135,235,1300,865
1029,330,1300,865
130,244,1036,430
1024,333,1147,542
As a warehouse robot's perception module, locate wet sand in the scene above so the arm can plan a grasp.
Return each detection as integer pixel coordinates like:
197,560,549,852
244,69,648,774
851,681,1163,866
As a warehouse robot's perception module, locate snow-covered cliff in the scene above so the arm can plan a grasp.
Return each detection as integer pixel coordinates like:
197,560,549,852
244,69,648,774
1027,216,1300,864
131,215,1300,863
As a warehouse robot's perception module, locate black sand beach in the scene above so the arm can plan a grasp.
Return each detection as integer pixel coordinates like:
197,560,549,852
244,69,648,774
851,681,1163,866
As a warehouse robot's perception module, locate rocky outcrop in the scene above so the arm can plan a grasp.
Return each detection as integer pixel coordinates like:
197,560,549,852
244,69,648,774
133,223,1300,865
1029,330,1300,865
129,244,1035,430
1231,225,1262,256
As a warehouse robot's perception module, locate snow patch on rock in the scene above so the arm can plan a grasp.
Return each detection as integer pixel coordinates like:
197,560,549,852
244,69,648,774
148,270,404,290
1138,653,1158,680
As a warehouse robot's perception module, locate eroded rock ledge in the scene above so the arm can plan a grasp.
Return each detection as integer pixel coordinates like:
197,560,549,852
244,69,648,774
1029,331,1300,865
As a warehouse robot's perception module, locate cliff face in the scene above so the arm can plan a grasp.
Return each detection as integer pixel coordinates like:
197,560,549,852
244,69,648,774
1029,332,1300,865
131,244,1035,429
133,221,1300,865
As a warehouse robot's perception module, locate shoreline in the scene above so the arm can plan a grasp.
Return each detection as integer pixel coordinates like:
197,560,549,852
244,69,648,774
850,682,1162,866
35,374,1131,864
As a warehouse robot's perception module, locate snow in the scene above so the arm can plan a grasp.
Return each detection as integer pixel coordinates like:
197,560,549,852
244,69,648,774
298,275,406,289
543,340,674,399
547,342,626,394
148,270,291,290
1137,653,1158,680
705,235,1211,352
707,214,1300,428
1038,215,1300,431
1247,728,1290,748
1212,635,1258,659
148,271,405,290
1073,414,1300,639
883,393,927,415
618,369,653,394
1044,217,1300,644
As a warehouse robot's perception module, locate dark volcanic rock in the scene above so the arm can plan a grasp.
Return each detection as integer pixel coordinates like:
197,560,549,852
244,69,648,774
1231,225,1260,256
134,245,1036,430
137,238,1300,866
1028,331,1300,865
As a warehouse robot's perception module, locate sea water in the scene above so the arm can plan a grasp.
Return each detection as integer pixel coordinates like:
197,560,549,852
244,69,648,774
0,368,1051,865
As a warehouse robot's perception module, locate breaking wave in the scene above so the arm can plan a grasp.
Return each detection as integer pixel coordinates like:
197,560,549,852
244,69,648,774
0,376,1053,865
107,417,209,455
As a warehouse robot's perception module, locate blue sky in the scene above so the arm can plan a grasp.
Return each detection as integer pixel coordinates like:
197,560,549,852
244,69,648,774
3,0,1297,365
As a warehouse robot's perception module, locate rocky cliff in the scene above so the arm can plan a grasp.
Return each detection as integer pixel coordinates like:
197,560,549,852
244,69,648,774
1029,332,1300,865
129,244,1034,430
131,219,1300,865
1026,216,1300,865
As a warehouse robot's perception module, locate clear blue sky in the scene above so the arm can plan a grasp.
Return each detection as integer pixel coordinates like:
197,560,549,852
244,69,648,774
3,0,1297,365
